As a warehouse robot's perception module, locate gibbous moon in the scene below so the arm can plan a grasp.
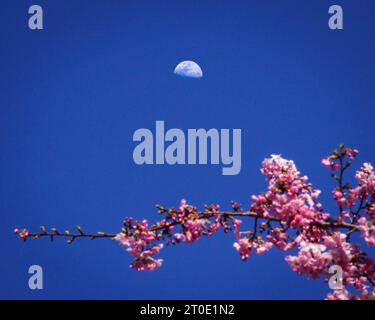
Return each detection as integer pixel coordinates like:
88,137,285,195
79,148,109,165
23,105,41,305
174,61,203,78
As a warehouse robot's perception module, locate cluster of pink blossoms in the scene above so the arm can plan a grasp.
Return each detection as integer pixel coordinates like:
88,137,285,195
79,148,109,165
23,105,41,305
172,200,220,244
115,218,164,271
232,154,328,259
286,232,375,299
358,217,375,247
233,237,273,260
252,154,327,227
322,149,375,247
355,163,375,247
356,163,375,218
113,200,224,271
285,241,331,279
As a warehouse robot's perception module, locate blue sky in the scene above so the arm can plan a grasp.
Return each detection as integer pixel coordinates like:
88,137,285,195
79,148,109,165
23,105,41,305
1,0,374,299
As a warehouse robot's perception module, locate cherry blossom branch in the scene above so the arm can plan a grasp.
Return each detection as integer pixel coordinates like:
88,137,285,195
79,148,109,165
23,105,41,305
17,209,360,244
18,225,117,243
15,144,375,300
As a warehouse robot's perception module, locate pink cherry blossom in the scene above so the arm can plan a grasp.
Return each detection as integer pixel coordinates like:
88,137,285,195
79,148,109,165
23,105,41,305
358,217,375,247
233,238,252,261
285,241,332,279
130,256,163,272
254,241,273,254
326,289,353,300
321,157,339,171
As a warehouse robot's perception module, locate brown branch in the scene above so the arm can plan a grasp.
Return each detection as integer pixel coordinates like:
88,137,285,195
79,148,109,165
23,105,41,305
28,231,117,241
20,210,361,243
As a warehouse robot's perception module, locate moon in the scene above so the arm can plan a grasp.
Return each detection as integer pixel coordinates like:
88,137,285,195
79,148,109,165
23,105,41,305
174,61,203,78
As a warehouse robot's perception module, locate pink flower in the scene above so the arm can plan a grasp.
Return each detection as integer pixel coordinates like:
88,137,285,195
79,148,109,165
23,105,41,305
356,163,375,196
321,157,339,171
358,217,375,247
326,289,353,300
130,256,163,272
254,242,273,254
15,228,29,239
115,233,133,246
179,199,187,212
174,233,186,243
233,219,242,229
321,157,332,167
115,221,163,271
266,231,299,251
183,219,205,243
286,241,332,279
233,238,252,261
